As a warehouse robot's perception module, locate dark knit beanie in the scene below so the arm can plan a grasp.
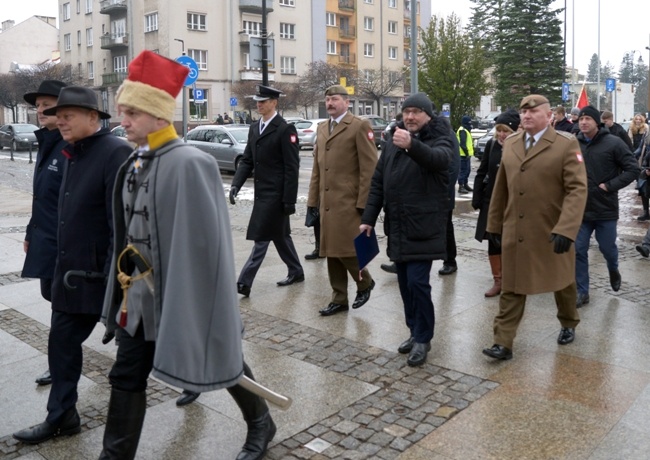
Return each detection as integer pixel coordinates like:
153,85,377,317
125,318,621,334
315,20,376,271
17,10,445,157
402,92,435,118
578,105,601,125
494,109,520,132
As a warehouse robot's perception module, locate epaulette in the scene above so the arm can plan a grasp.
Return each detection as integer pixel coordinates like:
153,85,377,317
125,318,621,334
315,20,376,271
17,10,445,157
556,131,575,140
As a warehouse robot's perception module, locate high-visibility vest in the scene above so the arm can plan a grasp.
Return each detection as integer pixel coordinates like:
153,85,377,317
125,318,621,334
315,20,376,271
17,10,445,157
456,126,474,157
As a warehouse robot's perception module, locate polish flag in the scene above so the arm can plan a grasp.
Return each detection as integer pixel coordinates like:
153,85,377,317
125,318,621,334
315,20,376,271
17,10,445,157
576,83,589,109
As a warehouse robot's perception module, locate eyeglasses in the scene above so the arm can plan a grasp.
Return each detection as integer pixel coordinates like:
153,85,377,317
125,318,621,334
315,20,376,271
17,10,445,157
402,108,424,116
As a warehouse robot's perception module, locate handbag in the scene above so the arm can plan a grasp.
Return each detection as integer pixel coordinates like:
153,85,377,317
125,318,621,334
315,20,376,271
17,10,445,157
304,206,319,227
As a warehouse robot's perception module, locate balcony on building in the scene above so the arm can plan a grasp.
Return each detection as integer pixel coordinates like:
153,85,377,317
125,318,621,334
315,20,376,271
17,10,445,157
239,0,274,14
339,0,355,11
240,67,275,82
339,54,356,65
101,72,127,87
339,26,356,39
99,0,127,14
100,33,129,49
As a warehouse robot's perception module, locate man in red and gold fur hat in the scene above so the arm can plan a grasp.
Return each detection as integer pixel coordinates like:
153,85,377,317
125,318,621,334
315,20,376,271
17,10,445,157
99,50,276,460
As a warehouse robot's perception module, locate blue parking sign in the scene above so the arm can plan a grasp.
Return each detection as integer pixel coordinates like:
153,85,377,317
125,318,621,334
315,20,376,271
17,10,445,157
194,89,204,101
605,78,616,93
230,97,238,107
562,83,570,102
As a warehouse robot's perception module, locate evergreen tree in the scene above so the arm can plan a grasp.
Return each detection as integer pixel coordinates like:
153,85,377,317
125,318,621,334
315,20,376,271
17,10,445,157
418,14,490,128
489,0,565,109
586,53,600,82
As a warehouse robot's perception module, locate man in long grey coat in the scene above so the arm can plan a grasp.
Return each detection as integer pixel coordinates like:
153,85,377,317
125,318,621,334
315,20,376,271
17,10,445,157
100,50,276,460
483,94,588,361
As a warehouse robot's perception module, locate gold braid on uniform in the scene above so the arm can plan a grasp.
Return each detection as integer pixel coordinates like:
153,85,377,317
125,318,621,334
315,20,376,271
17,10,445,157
116,244,153,327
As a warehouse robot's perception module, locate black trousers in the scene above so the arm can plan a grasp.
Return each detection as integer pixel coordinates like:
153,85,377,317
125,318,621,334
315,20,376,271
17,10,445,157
443,210,457,266
47,311,100,423
108,326,156,393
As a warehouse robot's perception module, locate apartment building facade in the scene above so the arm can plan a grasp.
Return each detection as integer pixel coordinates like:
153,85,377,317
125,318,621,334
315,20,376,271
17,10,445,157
57,0,427,124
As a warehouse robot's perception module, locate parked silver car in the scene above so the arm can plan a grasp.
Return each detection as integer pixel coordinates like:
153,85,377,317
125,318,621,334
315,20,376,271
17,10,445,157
475,128,495,160
185,124,250,173
294,119,327,150
0,123,39,151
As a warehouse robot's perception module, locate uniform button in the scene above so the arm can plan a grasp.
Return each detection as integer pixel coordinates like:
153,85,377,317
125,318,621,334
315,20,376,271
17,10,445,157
60,250,65,255
519,191,524,195
65,192,70,197
519,214,524,218
518,238,523,242
325,208,330,211
60,221,64,227
325,187,329,191
520,167,525,171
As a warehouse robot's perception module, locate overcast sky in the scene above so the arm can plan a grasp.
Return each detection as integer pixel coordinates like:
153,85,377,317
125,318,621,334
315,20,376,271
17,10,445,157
2,0,648,76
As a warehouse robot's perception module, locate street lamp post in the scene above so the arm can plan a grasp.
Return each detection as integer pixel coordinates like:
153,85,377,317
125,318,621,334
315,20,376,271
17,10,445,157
646,44,650,115
174,38,188,141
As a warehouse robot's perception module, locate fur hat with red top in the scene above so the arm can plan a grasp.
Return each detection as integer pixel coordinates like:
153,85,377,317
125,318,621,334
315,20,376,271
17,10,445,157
116,50,189,123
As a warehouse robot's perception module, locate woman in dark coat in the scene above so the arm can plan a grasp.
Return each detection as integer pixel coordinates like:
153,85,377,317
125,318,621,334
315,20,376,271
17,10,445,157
471,109,520,297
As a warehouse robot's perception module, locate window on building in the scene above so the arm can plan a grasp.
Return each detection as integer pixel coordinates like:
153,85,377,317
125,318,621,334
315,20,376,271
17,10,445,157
63,3,71,21
388,21,397,34
111,19,126,37
64,33,71,51
188,49,208,70
145,13,158,32
76,0,80,14
114,55,128,73
187,13,207,31
281,56,296,74
190,89,208,121
279,0,295,6
78,63,82,75
280,23,295,39
364,0,373,3
388,46,397,59
364,69,372,82
388,71,400,83
364,17,374,31
404,48,410,60
77,30,81,46
404,25,411,37
242,21,262,36
364,43,374,57
87,61,94,80
86,28,93,46
85,0,92,13
326,12,336,27
388,0,397,7
327,40,337,55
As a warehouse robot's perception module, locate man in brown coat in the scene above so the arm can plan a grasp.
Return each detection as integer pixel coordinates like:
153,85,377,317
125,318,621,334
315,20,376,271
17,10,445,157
482,94,588,360
307,85,378,316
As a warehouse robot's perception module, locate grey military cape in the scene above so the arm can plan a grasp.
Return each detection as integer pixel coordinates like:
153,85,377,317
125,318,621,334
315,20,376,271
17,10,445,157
102,139,244,392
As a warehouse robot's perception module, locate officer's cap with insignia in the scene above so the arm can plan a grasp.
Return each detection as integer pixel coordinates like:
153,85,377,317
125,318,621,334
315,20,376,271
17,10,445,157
519,94,550,110
325,85,349,97
253,85,283,101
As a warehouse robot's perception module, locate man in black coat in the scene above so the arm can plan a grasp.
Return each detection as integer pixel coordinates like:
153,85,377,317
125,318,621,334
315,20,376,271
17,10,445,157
601,110,634,151
360,93,454,366
230,85,304,296
13,87,131,445
574,106,639,308
21,80,68,386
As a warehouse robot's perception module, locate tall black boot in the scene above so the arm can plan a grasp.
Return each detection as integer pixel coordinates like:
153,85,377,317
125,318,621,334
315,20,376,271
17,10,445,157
98,389,147,460
227,362,277,460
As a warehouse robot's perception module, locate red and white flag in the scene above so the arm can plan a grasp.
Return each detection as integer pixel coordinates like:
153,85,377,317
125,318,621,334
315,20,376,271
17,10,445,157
576,83,589,109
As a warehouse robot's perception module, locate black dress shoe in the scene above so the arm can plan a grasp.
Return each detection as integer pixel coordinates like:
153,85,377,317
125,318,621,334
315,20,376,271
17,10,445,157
319,303,349,316
35,369,52,386
380,262,397,274
397,337,414,354
237,283,251,297
176,390,200,407
352,279,375,309
576,292,590,308
482,344,513,360
304,248,321,260
277,273,305,286
438,264,458,275
557,327,575,345
636,244,650,258
609,269,621,292
13,408,80,445
407,342,431,366
463,184,473,192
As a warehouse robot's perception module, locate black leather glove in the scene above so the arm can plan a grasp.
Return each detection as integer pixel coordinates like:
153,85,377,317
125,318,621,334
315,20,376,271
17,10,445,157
357,208,364,216
471,200,481,211
229,186,238,205
550,233,572,254
284,203,296,216
486,232,501,249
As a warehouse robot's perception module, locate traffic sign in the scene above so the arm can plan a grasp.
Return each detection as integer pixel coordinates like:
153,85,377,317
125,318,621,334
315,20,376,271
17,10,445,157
230,97,238,107
176,55,199,87
605,78,616,93
562,82,570,101
193,88,205,104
